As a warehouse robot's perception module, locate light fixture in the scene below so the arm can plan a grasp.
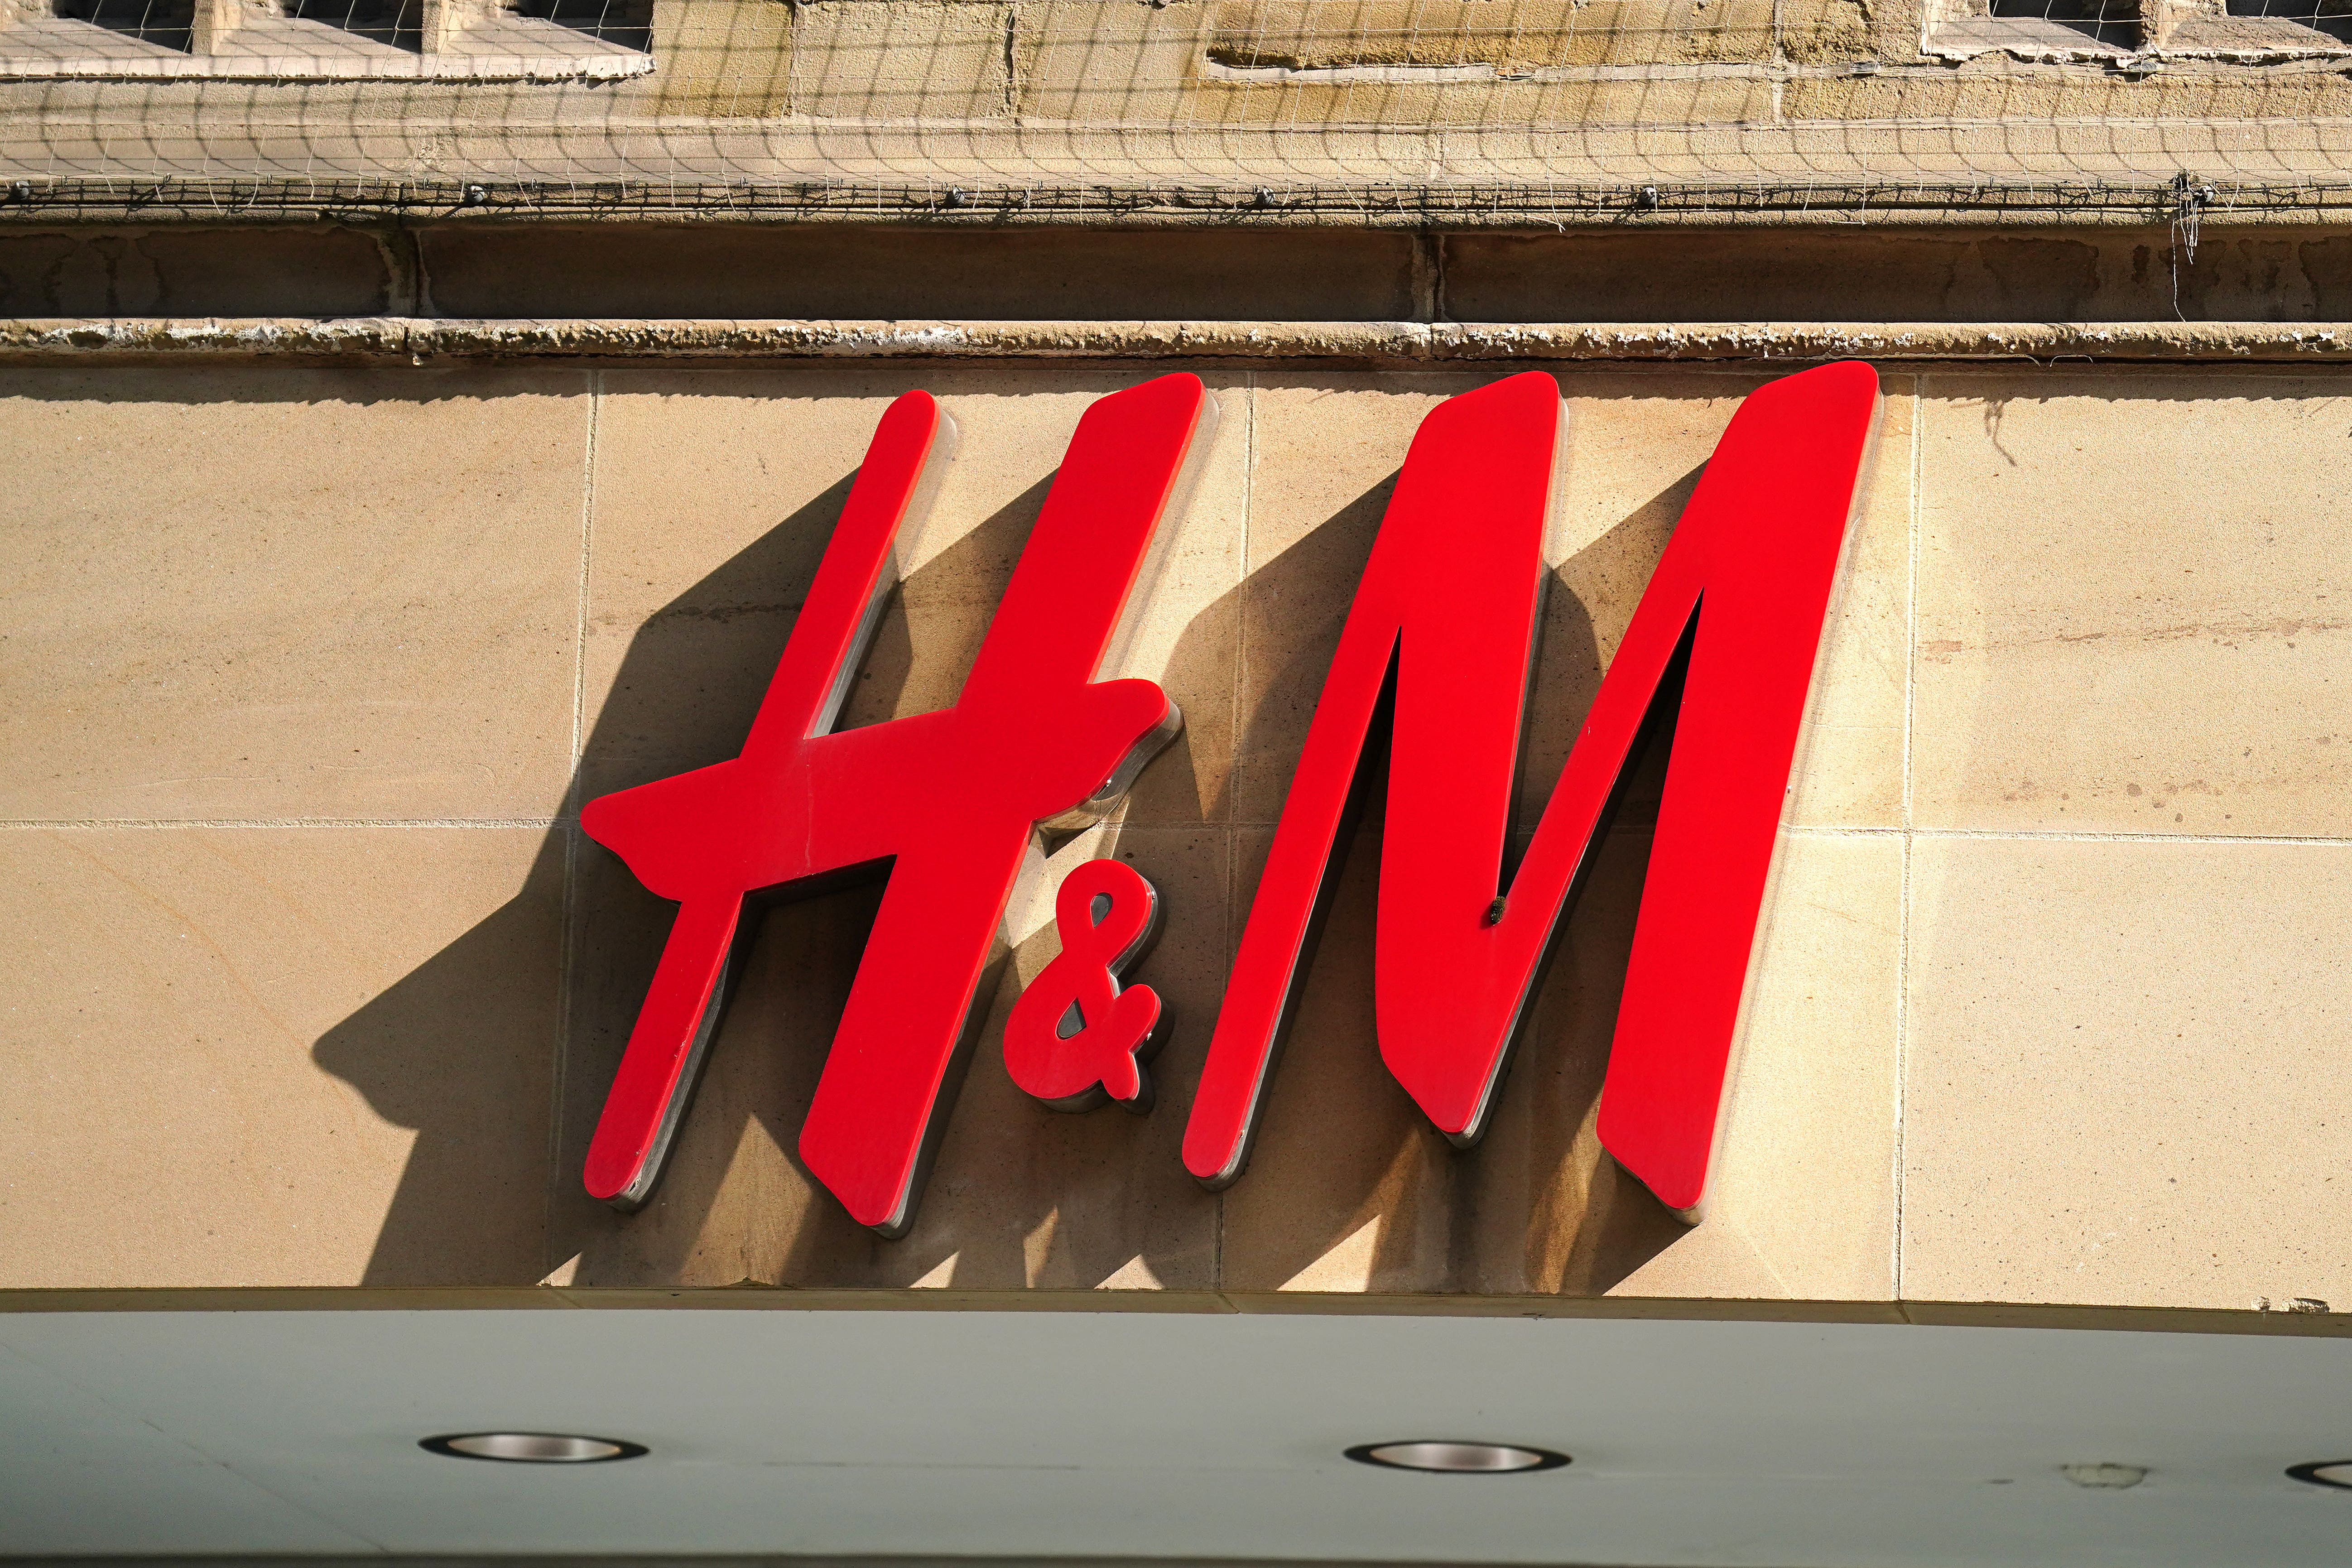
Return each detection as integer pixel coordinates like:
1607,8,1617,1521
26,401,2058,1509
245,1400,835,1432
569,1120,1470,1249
2288,1460,2352,1490
421,1432,646,1464
1345,1440,1569,1474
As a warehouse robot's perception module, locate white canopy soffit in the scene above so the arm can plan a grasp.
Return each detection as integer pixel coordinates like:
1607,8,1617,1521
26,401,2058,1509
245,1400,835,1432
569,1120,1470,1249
3,1307,2350,1566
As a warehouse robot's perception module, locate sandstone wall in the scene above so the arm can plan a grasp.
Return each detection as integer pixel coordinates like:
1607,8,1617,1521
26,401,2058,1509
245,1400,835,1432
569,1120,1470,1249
5,356,2348,1312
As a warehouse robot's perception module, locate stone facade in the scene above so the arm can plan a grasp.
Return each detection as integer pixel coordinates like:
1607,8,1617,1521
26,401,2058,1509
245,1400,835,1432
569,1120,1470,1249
5,0,2352,197
6,353,2348,1315
1,0,2347,1323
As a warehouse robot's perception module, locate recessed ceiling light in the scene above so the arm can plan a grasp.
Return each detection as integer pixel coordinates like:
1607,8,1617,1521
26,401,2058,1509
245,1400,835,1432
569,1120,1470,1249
1345,1440,1569,1474
2288,1460,2352,1490
420,1432,646,1464
2059,1462,2146,1489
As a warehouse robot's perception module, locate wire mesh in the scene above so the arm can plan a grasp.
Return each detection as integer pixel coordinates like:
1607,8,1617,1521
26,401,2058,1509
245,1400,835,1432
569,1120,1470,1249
4,0,2352,218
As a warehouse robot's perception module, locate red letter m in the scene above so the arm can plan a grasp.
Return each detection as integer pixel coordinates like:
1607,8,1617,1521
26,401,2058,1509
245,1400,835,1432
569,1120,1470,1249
1182,363,1880,1215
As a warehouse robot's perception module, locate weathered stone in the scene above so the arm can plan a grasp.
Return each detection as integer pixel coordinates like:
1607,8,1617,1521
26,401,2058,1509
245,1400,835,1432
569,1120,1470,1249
648,0,793,117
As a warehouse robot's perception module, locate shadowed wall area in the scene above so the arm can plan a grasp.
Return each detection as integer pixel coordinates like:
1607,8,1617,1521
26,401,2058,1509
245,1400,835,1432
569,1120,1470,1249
13,222,2352,324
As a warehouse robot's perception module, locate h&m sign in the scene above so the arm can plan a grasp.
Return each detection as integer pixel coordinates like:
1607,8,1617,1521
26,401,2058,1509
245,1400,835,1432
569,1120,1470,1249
579,365,1881,1236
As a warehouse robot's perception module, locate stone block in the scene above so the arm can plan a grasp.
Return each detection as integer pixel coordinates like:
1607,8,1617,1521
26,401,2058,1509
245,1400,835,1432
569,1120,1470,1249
1792,373,1912,830
0,824,560,1287
1235,372,1474,826
1902,835,2352,1309
1531,366,1909,833
1443,231,1989,322
1208,0,1591,69
0,226,391,317
789,0,1013,120
582,365,1247,824
414,224,1421,321
555,823,1227,1289
1783,66,2352,122
1609,829,1901,1300
1215,808,1692,1294
648,0,794,118
0,368,588,822
1776,0,1874,60
1183,68,1771,127
1019,0,1217,125
1444,226,2352,325
1238,367,1898,831
579,366,915,803
1207,0,1777,68
1914,371,2352,837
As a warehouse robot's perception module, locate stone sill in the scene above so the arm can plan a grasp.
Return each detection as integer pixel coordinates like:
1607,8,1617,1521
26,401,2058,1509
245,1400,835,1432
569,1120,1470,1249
1925,16,2137,60
0,14,651,81
6,317,2352,364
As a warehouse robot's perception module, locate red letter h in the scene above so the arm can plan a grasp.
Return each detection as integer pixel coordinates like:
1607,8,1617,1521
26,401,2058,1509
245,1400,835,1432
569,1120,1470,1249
582,375,1209,1234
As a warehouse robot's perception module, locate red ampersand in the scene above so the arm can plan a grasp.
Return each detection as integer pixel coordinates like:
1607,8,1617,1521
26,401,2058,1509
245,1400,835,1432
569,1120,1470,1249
1005,858,1165,1113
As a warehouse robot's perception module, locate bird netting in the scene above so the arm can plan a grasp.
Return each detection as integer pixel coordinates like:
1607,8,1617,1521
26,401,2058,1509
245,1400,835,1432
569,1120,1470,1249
4,0,2352,222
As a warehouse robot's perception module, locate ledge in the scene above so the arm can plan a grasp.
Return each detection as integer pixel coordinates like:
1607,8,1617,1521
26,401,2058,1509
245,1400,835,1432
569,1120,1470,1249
0,175,2343,229
6,317,2352,364
0,1287,2347,1335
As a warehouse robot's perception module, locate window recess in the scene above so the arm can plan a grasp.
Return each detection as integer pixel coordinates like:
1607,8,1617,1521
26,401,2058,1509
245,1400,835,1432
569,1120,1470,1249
1926,0,2352,57
0,0,653,78
2187,0,2352,52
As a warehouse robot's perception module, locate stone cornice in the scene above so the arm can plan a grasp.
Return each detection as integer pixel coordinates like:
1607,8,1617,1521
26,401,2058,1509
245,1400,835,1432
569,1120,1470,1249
7,316,2352,363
